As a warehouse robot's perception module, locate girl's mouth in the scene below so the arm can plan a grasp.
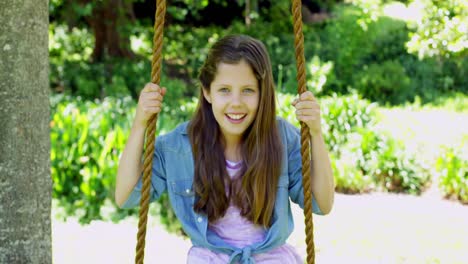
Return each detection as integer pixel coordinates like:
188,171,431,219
226,113,247,123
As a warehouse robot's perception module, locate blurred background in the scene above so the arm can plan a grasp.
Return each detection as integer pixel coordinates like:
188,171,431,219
49,0,467,263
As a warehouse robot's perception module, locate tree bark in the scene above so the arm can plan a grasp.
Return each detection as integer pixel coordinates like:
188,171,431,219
80,0,136,62
0,0,52,263
245,0,251,27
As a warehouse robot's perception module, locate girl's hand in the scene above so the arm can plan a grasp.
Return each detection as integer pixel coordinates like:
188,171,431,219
292,91,322,136
134,83,167,128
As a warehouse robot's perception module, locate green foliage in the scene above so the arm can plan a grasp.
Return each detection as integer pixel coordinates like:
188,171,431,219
436,140,468,203
343,128,431,195
320,4,413,99
49,23,198,101
277,92,430,194
51,95,135,223
406,0,468,59
49,1,466,104
402,0,468,98
51,57,153,100
306,56,335,95
344,128,382,177
401,56,443,102
321,4,371,93
331,152,374,194
166,0,231,22
277,92,378,155
320,92,430,194
355,60,412,105
49,24,94,62
50,94,195,225
317,1,466,103
402,55,467,103
320,93,378,153
415,92,468,112
166,0,209,21
346,0,383,27
372,134,431,194
49,0,93,25
279,55,335,96
365,16,409,62
49,23,142,99
163,24,225,83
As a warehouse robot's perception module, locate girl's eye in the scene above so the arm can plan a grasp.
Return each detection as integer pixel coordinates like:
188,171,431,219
243,88,256,94
219,88,229,93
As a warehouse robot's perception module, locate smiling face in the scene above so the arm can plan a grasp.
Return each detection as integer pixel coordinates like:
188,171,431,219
190,35,283,227
203,59,259,144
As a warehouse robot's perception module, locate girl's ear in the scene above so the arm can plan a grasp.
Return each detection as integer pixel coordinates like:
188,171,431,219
202,87,212,104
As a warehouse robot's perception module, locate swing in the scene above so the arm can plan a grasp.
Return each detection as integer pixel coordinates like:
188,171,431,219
135,1,315,263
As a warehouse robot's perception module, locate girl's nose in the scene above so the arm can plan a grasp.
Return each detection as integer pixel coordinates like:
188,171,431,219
230,92,242,106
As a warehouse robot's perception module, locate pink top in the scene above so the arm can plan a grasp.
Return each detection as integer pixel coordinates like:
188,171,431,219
187,160,303,264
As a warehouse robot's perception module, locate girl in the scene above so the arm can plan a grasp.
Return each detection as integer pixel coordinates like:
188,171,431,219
115,35,334,264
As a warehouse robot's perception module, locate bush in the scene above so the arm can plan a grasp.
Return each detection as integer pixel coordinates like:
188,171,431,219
344,128,431,195
401,56,442,103
354,60,412,105
50,1,467,105
365,16,409,63
277,92,378,154
331,152,374,194
320,93,378,153
50,94,195,226
49,23,196,100
51,59,152,100
372,134,431,194
436,141,468,203
51,95,135,223
321,4,372,93
279,55,336,96
163,24,225,82
277,92,430,194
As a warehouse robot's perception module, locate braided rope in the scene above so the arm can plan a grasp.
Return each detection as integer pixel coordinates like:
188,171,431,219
135,1,166,263
291,0,315,263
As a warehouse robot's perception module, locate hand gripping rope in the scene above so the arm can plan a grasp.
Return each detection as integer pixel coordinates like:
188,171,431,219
135,0,315,263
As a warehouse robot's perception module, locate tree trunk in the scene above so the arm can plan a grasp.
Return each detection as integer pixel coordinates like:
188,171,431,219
0,0,52,263
80,0,136,62
245,0,251,27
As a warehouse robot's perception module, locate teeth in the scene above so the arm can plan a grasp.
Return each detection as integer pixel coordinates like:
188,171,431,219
227,114,245,120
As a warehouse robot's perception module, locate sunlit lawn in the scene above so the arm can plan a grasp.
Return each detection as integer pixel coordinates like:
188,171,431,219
52,193,468,264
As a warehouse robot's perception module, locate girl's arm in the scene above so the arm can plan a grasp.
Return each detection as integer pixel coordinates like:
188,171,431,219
115,83,166,207
293,91,335,214
115,123,145,207
309,131,334,214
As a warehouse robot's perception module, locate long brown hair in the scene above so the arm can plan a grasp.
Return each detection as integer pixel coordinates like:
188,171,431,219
188,35,283,227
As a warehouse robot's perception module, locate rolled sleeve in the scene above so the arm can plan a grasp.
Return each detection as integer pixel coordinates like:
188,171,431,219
284,121,323,215
120,136,168,209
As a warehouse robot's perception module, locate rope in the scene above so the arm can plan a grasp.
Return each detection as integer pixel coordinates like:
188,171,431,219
135,1,166,263
291,0,315,263
135,1,314,263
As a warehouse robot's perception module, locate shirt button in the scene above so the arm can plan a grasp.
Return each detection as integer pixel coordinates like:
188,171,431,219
186,189,191,194
197,217,203,223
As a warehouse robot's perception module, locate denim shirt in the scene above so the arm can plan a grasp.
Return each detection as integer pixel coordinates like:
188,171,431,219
122,117,323,264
